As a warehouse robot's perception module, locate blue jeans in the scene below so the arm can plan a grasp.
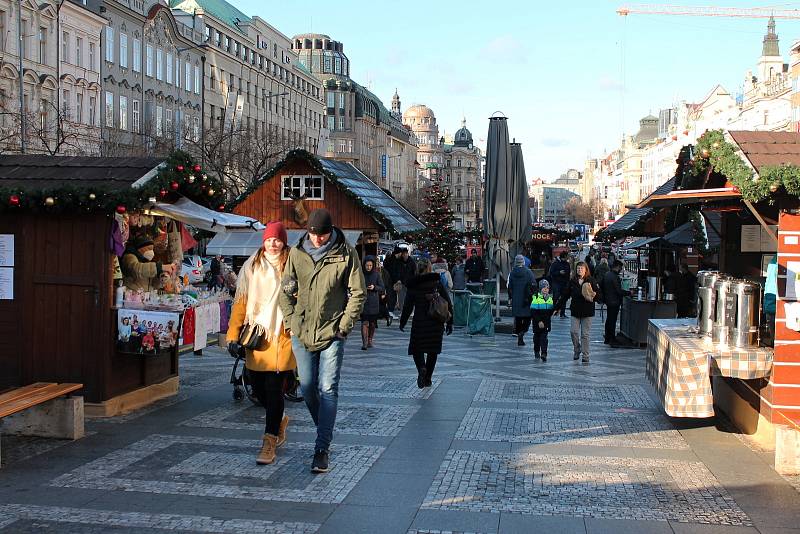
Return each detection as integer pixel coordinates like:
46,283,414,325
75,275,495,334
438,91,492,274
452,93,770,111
291,337,344,452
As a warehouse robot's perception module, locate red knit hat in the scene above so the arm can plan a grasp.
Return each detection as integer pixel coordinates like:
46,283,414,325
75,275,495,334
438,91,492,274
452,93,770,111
263,221,288,244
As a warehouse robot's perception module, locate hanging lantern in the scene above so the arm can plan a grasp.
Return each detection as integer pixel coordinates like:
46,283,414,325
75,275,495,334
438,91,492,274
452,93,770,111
193,164,202,172
188,175,196,183
116,205,127,214
9,194,20,206
176,165,185,172
88,193,96,201
170,181,180,191
44,196,55,206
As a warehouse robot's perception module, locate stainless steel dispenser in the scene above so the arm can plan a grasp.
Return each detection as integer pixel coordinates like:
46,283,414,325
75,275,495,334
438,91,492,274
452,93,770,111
697,271,721,336
731,280,762,348
712,278,736,347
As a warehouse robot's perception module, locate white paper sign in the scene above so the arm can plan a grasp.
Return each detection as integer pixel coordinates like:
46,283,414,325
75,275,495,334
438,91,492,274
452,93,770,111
741,225,761,252
0,234,13,267
785,235,799,246
0,267,13,299
786,261,800,301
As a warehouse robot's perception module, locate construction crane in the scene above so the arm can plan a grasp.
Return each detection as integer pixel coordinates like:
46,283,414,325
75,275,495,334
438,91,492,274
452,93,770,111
617,5,800,19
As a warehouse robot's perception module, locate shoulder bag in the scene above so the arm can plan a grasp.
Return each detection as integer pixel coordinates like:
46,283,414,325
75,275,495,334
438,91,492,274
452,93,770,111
238,323,266,350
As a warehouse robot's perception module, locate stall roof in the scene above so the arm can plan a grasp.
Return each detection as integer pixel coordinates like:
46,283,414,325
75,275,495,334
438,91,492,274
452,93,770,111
207,229,364,256
636,187,741,209
0,155,163,190
729,130,800,171
595,177,675,239
147,197,262,233
622,236,670,249
663,212,722,249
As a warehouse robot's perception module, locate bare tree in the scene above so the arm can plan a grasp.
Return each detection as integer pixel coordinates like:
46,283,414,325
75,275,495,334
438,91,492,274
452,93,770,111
564,196,595,225
0,98,101,156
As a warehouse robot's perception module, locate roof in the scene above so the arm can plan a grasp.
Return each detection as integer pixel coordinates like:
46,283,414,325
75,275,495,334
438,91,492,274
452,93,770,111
636,187,741,209
594,177,676,240
728,130,800,172
663,212,722,249
317,157,423,233
170,0,250,34
0,156,163,190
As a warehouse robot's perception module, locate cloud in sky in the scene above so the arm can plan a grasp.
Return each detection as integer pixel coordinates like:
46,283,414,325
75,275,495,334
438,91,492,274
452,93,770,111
480,35,528,64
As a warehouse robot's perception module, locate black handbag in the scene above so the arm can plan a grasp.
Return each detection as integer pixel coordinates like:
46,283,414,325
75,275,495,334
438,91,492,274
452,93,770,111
238,323,265,350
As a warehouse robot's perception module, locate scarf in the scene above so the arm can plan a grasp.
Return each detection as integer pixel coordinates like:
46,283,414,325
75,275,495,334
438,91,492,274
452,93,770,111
302,231,338,263
234,251,284,342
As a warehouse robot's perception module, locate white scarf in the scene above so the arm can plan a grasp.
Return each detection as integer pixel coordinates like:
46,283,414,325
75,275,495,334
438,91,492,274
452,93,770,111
234,250,284,342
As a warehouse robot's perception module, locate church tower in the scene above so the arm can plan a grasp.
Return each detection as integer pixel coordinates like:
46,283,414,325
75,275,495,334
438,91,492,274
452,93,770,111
758,16,784,82
391,89,401,117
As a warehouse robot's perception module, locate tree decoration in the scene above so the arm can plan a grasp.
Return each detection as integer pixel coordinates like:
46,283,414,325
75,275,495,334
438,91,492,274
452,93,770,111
44,197,55,206
207,188,215,196
88,193,96,201
159,189,167,198
193,164,202,172
187,175,195,183
170,181,180,191
116,205,126,214
401,182,462,265
9,194,19,206
691,129,800,202
176,165,184,172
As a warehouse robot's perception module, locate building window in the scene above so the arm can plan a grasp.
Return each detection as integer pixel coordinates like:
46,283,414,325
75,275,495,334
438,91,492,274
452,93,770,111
175,60,180,88
215,30,221,47
192,116,199,141
165,108,172,136
337,140,346,153
132,39,140,72
75,93,82,123
338,116,344,130
456,203,462,213
204,26,210,42
166,53,173,84
88,41,95,70
185,62,190,90
119,95,127,130
326,91,334,108
132,99,139,132
194,65,200,94
119,33,127,68
105,26,113,62
105,91,113,127
156,48,163,80
62,89,70,118
0,12,5,52
38,28,49,64
338,93,345,109
155,105,162,136
75,36,82,67
326,115,334,130
281,175,324,200
145,44,153,76
89,96,96,126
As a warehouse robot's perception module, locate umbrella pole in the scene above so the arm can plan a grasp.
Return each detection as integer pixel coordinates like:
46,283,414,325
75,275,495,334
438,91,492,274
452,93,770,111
495,276,501,322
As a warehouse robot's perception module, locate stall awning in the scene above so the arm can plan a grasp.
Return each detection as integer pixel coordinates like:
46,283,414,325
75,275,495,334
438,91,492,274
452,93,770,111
595,177,676,240
147,197,262,233
622,236,670,249
206,229,365,257
636,187,741,210
663,212,722,249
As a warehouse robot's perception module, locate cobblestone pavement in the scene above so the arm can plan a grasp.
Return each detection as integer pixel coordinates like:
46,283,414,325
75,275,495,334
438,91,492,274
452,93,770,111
1,314,799,533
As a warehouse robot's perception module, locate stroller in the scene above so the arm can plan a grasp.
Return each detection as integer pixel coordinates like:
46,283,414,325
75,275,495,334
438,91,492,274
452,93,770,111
229,348,303,404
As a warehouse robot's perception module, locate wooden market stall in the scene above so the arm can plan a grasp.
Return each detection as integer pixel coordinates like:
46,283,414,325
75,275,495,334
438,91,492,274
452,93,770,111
640,130,800,474
0,154,250,416
207,149,424,258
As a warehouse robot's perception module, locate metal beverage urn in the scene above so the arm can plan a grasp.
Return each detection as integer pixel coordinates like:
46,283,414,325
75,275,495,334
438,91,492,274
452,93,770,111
732,280,762,348
697,271,721,336
712,278,736,347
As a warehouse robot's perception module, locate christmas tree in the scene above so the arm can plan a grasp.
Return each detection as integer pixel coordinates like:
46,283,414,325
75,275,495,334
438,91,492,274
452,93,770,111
409,182,463,265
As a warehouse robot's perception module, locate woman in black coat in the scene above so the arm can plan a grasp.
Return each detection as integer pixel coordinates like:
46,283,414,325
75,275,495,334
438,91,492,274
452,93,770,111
400,259,454,388
553,261,599,364
360,255,385,350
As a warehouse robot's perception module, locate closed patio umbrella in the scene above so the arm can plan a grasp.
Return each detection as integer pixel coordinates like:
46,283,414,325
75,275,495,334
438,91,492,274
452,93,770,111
510,142,532,260
483,115,513,280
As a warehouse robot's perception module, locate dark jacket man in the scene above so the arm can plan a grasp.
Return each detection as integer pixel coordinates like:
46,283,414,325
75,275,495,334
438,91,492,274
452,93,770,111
465,250,484,283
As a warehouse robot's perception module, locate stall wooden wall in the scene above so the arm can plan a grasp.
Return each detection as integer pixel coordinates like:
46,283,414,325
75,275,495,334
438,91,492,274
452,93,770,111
233,159,381,233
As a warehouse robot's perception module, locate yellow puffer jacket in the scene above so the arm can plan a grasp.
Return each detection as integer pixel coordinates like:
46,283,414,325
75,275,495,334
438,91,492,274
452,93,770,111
226,298,296,372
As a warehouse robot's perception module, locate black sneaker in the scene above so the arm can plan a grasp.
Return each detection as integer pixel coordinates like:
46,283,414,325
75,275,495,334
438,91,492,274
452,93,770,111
573,353,580,361
534,352,540,359
311,449,329,473
417,366,427,389
541,353,547,362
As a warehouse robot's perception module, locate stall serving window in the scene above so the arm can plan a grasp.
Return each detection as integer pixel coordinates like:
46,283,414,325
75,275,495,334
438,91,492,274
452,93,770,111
281,175,324,200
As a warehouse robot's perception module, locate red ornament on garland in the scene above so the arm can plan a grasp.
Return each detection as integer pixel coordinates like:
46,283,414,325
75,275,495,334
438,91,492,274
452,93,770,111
176,165,185,172
217,204,225,211
9,194,20,206
170,181,180,191
116,205,127,214
193,164,201,172
159,189,168,198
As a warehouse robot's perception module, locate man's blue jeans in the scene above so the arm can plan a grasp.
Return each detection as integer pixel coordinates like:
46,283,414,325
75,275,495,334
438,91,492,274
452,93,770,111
291,337,344,452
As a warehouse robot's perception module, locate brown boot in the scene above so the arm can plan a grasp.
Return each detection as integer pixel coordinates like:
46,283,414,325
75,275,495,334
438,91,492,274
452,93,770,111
256,434,278,465
276,415,290,447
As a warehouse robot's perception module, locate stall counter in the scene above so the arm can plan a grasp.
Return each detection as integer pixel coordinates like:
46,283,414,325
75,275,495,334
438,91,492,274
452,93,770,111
620,296,678,344
645,319,773,418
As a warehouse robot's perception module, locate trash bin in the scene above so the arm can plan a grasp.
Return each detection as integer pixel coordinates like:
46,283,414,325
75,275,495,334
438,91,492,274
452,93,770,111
452,290,470,327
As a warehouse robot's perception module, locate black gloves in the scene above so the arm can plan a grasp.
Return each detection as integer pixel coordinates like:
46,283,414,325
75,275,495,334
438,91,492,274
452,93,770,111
228,341,243,358
446,324,453,335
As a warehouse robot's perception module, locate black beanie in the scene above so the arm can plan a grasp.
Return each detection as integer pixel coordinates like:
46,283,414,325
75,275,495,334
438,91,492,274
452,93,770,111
307,208,333,234
133,237,154,250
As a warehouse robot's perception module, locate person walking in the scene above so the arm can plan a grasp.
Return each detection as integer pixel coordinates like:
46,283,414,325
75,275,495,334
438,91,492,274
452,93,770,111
279,209,366,473
399,259,454,388
360,255,385,350
465,248,484,283
226,221,294,465
594,257,610,284
378,259,394,327
209,254,223,289
530,279,554,361
383,247,402,318
549,251,571,318
432,260,453,298
451,257,466,291
396,247,417,315
553,261,599,363
507,254,536,346
600,260,626,345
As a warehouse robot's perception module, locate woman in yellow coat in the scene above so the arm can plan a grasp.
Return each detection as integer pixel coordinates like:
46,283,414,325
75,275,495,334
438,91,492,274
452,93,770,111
226,221,296,465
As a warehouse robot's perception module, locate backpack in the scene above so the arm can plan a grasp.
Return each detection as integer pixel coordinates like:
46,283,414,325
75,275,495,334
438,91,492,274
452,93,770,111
427,291,451,323
439,271,450,290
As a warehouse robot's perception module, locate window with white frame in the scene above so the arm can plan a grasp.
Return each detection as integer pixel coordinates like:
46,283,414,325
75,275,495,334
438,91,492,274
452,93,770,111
155,105,162,136
132,39,140,72
281,175,324,200
166,53,173,84
75,93,82,123
105,91,113,127
119,33,127,68
175,60,180,88
194,65,200,94
165,108,172,135
326,115,334,130
75,36,82,67
132,99,139,132
185,62,190,89
119,95,127,130
105,26,113,62
88,41,95,70
156,48,163,80
192,116,199,141
145,44,153,76
89,95,96,125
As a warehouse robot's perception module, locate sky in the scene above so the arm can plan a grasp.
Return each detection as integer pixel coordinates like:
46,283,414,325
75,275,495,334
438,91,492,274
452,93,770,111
235,0,800,181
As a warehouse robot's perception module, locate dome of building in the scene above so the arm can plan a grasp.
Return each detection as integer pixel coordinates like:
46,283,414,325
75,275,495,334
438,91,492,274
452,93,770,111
454,118,473,147
403,104,435,121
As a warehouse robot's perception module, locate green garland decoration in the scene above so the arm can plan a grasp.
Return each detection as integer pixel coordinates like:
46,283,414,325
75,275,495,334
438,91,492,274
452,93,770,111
0,150,226,215
229,149,419,236
692,129,800,202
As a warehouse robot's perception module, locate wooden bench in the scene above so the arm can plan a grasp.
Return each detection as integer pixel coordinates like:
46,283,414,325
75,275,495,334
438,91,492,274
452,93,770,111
0,382,84,467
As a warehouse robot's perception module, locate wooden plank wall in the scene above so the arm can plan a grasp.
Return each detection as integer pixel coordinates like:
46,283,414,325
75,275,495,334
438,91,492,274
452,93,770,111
233,159,381,232
0,216,22,389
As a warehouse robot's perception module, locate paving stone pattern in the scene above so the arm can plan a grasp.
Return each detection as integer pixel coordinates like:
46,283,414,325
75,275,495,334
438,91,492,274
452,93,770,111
0,504,319,533
423,449,751,525
474,379,656,408
339,376,442,399
180,401,419,436
49,434,382,504
456,407,689,449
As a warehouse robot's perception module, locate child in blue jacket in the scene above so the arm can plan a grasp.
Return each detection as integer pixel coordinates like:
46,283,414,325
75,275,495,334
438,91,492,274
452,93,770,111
530,279,554,361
